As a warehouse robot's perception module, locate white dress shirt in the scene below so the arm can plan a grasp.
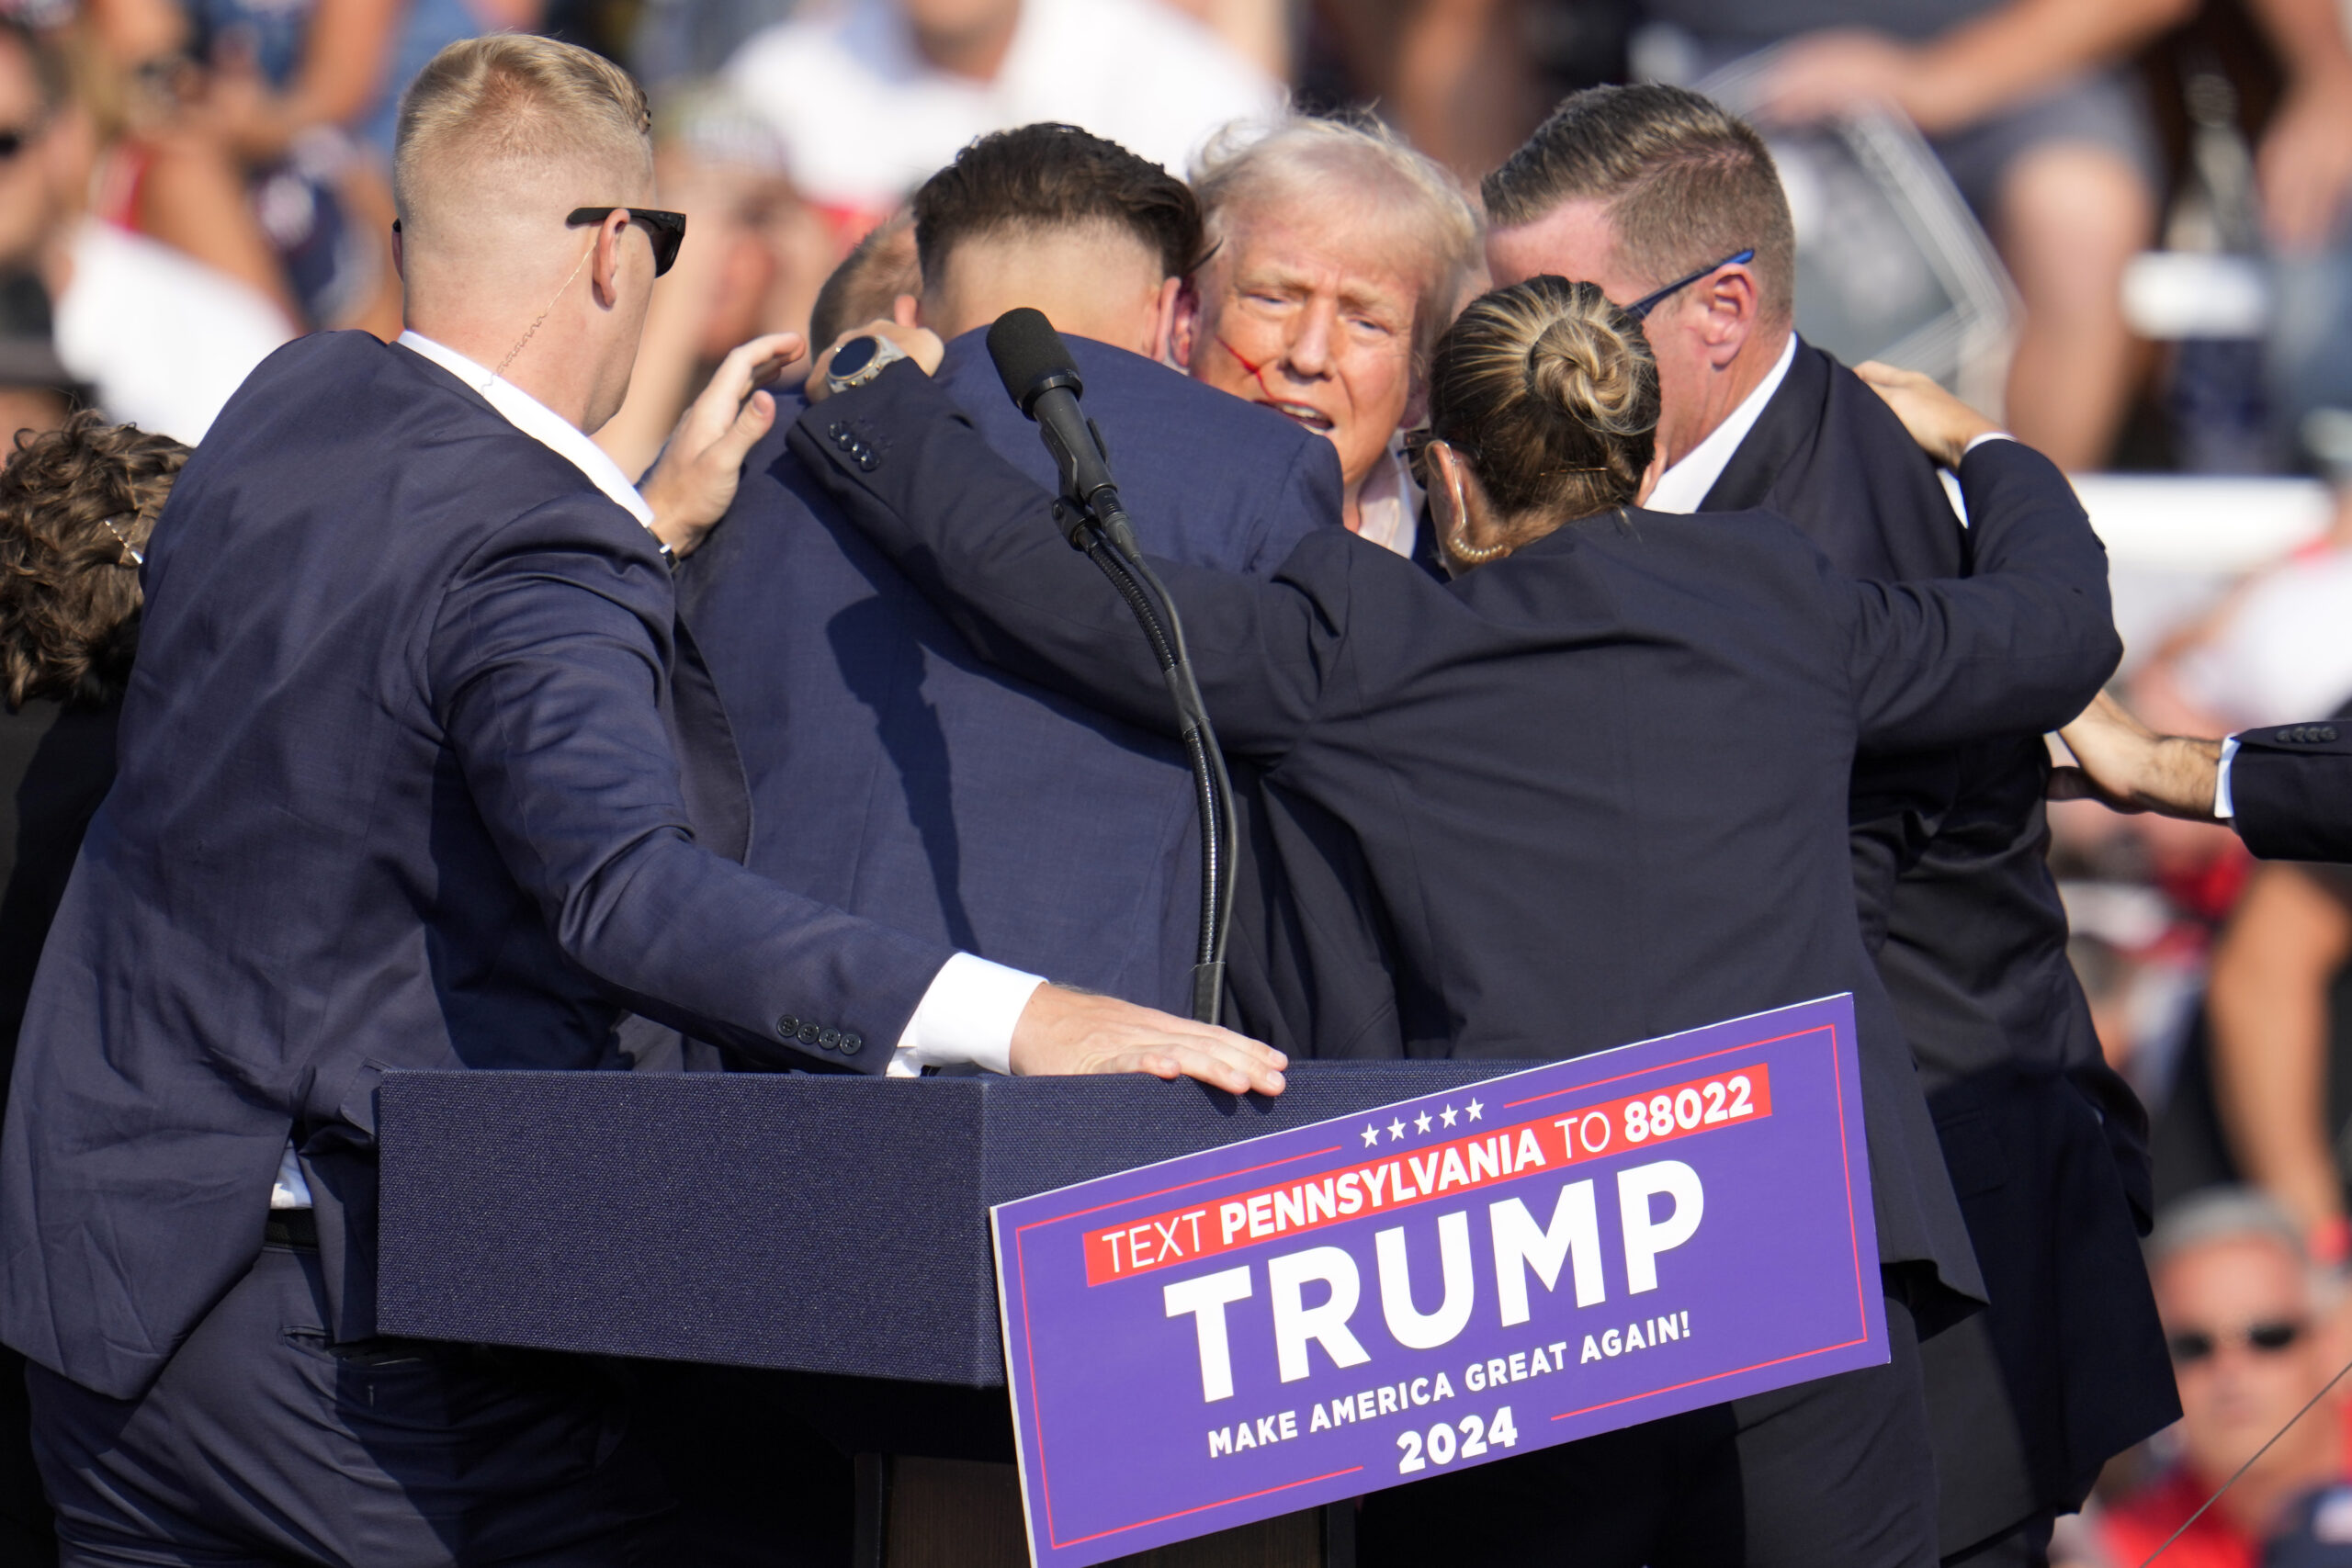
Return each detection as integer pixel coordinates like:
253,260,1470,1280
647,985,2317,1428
1640,333,1798,516
1354,445,1421,560
2215,737,2241,819
271,333,1043,1212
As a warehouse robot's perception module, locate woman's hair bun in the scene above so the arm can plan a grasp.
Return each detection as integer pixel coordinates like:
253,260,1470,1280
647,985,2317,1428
1427,276,1660,525
1524,310,1649,438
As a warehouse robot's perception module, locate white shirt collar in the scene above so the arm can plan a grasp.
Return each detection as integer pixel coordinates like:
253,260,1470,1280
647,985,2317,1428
1642,333,1799,515
395,330,655,528
1353,444,1421,559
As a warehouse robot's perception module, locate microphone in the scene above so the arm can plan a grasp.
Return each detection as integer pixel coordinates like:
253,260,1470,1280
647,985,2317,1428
985,307,1238,1028
987,308,1127,549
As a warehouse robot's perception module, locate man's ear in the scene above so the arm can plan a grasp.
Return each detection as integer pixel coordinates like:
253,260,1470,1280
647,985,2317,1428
1696,265,1758,367
1147,276,1182,362
1170,278,1203,371
590,208,631,310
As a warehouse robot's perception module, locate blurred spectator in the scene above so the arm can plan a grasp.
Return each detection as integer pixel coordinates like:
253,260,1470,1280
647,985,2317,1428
2249,0,2352,478
2099,1189,2350,1568
722,0,1280,243
2205,848,2352,1261
184,0,524,165
1637,0,2190,472
631,0,801,87
0,18,290,443
1165,0,1289,80
596,84,836,476
1175,113,1480,558
1305,0,1547,179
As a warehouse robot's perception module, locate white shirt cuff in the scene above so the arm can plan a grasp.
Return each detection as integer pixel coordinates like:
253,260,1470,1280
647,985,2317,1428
2215,735,2241,820
1962,432,2014,456
887,952,1044,1077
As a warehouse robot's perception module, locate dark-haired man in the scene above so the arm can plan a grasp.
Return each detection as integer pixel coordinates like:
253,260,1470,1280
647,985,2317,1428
1477,82,2174,1566
654,128,1342,1558
684,123,1337,1028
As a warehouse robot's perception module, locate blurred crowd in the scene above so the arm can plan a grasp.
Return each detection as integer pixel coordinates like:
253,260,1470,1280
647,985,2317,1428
5,0,2352,1561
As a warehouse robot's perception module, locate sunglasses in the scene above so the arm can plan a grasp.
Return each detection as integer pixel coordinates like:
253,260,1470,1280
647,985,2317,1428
0,126,38,161
389,209,688,276
568,207,686,276
2167,1319,2308,1365
1624,248,1756,321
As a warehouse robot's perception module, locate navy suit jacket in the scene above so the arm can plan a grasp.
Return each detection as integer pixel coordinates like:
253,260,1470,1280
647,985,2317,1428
678,331,1340,1020
0,333,955,1400
1703,342,2175,1531
2231,718,2352,860
797,362,2125,1315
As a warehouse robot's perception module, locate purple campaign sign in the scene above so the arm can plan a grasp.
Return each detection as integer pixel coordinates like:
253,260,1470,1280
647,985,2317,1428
989,996,1883,1566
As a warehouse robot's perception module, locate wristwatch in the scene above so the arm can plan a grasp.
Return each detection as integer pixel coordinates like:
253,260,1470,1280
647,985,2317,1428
825,333,908,395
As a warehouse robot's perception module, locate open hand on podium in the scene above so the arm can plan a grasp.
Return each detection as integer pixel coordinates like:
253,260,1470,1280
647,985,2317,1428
1010,984,1287,1099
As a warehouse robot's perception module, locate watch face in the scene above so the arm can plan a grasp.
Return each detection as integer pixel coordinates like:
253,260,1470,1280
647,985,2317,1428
831,335,879,380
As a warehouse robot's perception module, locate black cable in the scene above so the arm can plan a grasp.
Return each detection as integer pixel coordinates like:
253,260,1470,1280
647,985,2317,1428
1077,528,1231,1024
1094,513,1238,976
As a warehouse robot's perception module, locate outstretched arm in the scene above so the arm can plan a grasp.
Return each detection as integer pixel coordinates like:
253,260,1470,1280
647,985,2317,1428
792,358,1345,765
432,500,1288,1094
1839,369,2122,749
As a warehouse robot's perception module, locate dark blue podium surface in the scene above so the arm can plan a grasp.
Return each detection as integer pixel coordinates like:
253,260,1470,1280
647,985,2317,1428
376,1062,1520,1388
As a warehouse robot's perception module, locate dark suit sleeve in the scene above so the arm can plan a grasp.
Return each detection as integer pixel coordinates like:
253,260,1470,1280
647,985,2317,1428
793,362,1345,764
427,495,954,1070
1243,439,1344,578
2229,726,2352,861
1844,440,2120,751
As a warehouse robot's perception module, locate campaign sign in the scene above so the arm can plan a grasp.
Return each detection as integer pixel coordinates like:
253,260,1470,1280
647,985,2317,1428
989,995,1883,1565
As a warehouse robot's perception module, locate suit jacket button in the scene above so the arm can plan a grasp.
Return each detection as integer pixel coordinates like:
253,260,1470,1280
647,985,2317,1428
839,1032,864,1056
856,453,879,472
819,1027,841,1049
797,1022,820,1045
2320,727,2339,742
775,1014,801,1039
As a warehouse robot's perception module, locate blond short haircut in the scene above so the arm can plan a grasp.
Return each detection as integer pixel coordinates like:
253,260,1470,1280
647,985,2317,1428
1192,113,1481,362
393,35,652,236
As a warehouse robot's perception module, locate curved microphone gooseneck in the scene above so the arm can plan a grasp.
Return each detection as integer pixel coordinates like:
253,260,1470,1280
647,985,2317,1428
987,308,1238,1027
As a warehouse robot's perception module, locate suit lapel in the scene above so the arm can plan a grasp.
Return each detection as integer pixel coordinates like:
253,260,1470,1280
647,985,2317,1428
1698,342,1830,514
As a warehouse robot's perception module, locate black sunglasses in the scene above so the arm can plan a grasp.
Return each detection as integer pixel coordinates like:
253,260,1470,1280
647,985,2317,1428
0,126,37,161
569,207,686,276
390,209,689,277
2167,1319,2308,1364
1624,248,1756,321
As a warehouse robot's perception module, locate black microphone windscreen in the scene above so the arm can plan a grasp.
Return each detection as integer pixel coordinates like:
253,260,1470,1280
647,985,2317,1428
989,308,1080,416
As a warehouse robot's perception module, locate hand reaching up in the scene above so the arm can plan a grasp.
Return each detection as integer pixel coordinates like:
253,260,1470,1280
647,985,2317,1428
639,332,804,560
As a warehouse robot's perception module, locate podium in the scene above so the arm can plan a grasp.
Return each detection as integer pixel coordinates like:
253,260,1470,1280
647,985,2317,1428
375,1062,1521,1566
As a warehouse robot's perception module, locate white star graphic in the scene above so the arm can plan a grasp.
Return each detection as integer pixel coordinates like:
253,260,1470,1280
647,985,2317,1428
1363,1123,1381,1147
1415,1111,1433,1134
1388,1118,1406,1141
1467,1100,1485,1122
1440,1104,1459,1128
